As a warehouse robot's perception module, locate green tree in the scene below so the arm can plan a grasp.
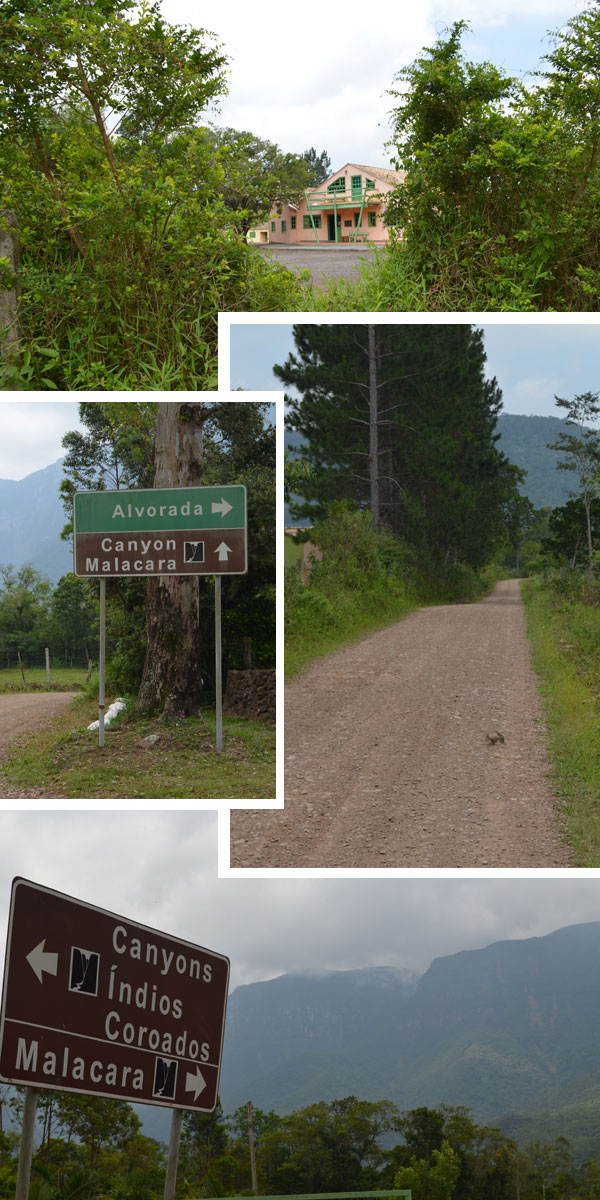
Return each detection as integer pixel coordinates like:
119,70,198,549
395,1139,461,1200
204,128,315,234
301,147,332,185
179,1102,229,1194
279,324,521,571
257,1096,399,1194
547,392,600,575
386,7,600,310
0,565,53,665
542,497,600,572
51,574,98,668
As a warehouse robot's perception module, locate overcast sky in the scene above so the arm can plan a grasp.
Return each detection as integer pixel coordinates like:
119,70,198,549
0,811,599,994
228,321,600,420
0,398,277,482
162,0,588,168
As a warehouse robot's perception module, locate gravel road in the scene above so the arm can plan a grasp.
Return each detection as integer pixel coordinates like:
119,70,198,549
254,244,376,285
230,579,572,868
0,692,78,800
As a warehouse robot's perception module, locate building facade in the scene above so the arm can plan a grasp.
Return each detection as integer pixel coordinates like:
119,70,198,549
247,162,405,245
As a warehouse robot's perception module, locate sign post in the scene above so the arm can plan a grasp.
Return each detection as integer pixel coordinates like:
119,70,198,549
73,485,248,750
14,1086,39,1200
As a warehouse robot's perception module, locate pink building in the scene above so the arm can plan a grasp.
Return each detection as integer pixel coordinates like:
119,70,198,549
247,162,405,245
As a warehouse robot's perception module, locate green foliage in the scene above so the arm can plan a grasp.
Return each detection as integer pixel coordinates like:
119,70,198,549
521,576,600,866
0,564,53,663
202,127,316,234
542,498,600,572
301,146,332,185
0,1,304,388
395,1139,461,1200
281,324,522,572
385,9,600,311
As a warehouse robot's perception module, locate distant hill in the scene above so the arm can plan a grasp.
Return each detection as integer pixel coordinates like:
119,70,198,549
217,924,600,1161
0,458,72,582
285,415,582,519
496,413,579,508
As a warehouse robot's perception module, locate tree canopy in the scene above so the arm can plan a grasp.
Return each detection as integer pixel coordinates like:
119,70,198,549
280,324,524,571
385,7,600,310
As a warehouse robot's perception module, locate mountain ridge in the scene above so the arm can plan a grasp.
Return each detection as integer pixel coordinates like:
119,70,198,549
218,922,600,1161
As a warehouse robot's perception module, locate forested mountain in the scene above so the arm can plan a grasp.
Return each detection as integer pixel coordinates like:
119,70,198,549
218,923,600,1161
496,413,579,508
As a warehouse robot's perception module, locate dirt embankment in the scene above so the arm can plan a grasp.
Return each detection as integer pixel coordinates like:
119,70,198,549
230,579,572,869
0,692,78,799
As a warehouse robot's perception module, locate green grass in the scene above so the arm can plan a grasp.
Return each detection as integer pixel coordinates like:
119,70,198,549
0,666,88,693
521,577,600,866
285,581,418,680
1,695,275,800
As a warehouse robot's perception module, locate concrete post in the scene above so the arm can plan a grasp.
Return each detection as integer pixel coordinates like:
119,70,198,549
0,211,19,359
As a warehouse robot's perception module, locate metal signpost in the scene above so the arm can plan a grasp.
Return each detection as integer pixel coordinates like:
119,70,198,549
0,878,230,1200
73,485,248,750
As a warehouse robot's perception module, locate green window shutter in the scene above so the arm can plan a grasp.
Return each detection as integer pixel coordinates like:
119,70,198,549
303,215,311,228
281,220,287,232
368,212,377,227
249,230,256,238
271,221,276,232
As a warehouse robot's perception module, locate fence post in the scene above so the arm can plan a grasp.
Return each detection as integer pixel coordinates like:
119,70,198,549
0,211,19,359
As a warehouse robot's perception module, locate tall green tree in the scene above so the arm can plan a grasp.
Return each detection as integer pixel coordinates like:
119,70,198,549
279,324,521,570
385,7,600,310
301,147,332,185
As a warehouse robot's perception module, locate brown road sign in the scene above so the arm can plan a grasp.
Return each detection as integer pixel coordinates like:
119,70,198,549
74,528,247,578
0,879,229,1111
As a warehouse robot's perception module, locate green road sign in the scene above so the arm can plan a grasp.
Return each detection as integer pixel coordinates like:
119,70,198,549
74,485,247,577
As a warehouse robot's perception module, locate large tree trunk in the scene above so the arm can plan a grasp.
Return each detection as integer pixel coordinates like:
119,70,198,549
367,324,380,530
135,403,209,717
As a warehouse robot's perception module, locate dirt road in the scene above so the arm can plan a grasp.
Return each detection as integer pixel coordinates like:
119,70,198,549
0,692,78,799
230,580,572,868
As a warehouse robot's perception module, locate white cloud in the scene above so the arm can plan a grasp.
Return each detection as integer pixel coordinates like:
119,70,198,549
0,402,83,480
2,813,600,994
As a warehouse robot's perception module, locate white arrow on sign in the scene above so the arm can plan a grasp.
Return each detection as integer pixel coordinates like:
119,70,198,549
185,1066,207,1101
26,939,59,983
215,542,232,562
211,498,233,519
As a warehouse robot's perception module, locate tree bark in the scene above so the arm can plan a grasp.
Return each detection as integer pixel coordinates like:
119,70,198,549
367,324,380,530
135,403,210,716
0,211,20,358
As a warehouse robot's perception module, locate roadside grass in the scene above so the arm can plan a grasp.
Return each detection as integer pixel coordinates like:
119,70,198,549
0,667,88,693
285,584,418,679
521,577,600,866
1,695,275,800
